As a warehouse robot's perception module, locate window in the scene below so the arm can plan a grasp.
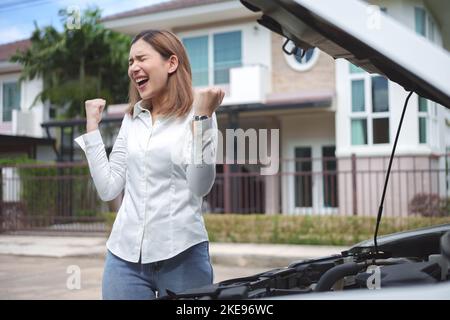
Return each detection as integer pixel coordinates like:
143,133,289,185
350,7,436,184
351,119,367,145
294,147,312,207
415,7,426,36
372,76,389,113
183,36,209,86
213,31,242,84
418,96,428,144
418,95,438,146
351,80,365,112
183,31,242,87
2,81,21,122
322,146,338,208
284,42,320,72
414,6,437,43
349,63,390,145
294,48,315,64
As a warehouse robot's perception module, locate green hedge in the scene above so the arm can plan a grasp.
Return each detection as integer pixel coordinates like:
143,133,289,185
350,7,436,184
1,156,101,218
103,213,450,246
204,214,450,245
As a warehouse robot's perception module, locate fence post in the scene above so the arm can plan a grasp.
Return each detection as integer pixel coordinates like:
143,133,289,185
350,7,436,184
351,153,358,216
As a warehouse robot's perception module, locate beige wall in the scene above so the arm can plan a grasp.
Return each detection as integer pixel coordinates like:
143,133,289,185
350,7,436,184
270,34,335,94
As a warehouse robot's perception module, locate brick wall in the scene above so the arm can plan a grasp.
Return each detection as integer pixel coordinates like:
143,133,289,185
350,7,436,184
271,33,336,94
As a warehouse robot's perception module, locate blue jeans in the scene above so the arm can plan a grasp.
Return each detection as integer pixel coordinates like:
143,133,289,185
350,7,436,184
102,241,214,300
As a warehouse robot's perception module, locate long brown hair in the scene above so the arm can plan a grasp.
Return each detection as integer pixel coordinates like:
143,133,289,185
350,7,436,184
127,30,194,118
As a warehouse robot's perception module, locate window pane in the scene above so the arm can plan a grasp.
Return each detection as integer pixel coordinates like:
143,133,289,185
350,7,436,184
183,36,209,86
322,146,338,208
428,18,435,41
373,118,390,144
294,147,312,207
2,82,21,122
351,119,367,145
213,31,242,84
294,48,315,64
418,96,428,112
351,80,365,112
419,117,427,143
349,62,364,74
372,76,389,112
415,7,426,36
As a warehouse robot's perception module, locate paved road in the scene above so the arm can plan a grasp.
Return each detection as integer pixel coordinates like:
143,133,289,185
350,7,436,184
0,255,272,300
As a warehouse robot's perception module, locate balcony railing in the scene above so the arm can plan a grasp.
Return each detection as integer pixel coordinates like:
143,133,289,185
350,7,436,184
193,64,269,105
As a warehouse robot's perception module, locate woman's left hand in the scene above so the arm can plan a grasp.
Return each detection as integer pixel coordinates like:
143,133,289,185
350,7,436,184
194,87,225,117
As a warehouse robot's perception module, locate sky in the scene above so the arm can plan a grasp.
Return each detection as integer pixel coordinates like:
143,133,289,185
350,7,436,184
0,0,169,45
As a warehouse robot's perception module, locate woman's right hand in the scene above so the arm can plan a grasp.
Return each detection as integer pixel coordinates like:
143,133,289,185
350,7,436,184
85,98,106,132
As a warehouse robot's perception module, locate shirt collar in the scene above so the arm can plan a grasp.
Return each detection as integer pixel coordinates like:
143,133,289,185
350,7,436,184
132,100,173,124
132,100,147,119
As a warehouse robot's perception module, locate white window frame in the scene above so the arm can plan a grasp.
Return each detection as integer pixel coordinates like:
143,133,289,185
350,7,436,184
428,100,439,149
414,6,437,44
282,42,320,72
0,77,21,124
179,26,243,88
418,97,439,148
290,144,338,215
349,65,390,146
292,145,314,213
418,96,428,144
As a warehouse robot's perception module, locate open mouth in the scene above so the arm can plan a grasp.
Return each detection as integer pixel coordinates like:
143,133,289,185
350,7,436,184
135,77,149,90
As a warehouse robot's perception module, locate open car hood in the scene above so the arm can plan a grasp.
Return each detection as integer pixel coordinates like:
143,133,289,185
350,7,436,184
161,224,450,300
346,223,450,258
240,0,450,108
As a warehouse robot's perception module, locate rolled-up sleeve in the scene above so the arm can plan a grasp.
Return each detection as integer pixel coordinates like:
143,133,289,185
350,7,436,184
74,115,130,201
186,112,218,197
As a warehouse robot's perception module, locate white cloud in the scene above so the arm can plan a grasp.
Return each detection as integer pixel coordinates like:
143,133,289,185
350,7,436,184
0,26,30,44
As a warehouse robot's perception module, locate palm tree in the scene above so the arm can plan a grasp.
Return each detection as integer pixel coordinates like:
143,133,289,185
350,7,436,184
10,7,131,120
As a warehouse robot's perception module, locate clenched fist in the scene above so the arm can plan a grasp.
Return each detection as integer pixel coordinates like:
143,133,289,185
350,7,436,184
85,98,106,132
194,87,225,117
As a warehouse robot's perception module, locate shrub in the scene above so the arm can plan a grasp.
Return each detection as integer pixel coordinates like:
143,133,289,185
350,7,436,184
1,156,102,226
409,193,449,217
102,213,450,245
202,214,450,246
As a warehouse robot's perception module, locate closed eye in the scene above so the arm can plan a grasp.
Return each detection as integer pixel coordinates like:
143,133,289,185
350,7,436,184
129,55,146,65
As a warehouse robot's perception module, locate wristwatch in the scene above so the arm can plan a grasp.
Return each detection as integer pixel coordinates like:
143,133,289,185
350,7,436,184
194,115,209,121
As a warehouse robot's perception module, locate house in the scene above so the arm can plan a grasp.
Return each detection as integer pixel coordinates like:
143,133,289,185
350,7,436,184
0,39,56,161
97,0,450,216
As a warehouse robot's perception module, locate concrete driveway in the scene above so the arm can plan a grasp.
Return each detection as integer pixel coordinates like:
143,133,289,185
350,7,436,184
0,254,271,300
0,235,347,300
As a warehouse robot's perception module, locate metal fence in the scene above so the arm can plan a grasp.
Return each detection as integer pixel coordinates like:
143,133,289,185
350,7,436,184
0,162,107,233
1,154,449,233
205,153,450,217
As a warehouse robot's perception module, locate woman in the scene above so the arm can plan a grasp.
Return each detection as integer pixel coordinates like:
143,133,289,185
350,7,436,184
74,29,224,300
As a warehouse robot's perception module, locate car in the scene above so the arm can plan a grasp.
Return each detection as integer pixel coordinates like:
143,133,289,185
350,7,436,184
162,0,450,300
161,224,450,299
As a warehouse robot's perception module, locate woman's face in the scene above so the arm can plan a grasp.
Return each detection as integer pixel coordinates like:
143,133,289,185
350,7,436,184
128,39,176,101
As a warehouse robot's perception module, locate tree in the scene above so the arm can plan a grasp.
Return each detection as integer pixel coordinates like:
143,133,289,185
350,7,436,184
10,7,131,120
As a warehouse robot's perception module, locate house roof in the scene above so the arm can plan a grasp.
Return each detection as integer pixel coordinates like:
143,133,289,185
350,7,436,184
0,39,31,62
101,0,230,22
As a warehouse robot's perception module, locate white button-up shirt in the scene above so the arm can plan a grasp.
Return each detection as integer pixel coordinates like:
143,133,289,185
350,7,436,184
74,100,217,263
